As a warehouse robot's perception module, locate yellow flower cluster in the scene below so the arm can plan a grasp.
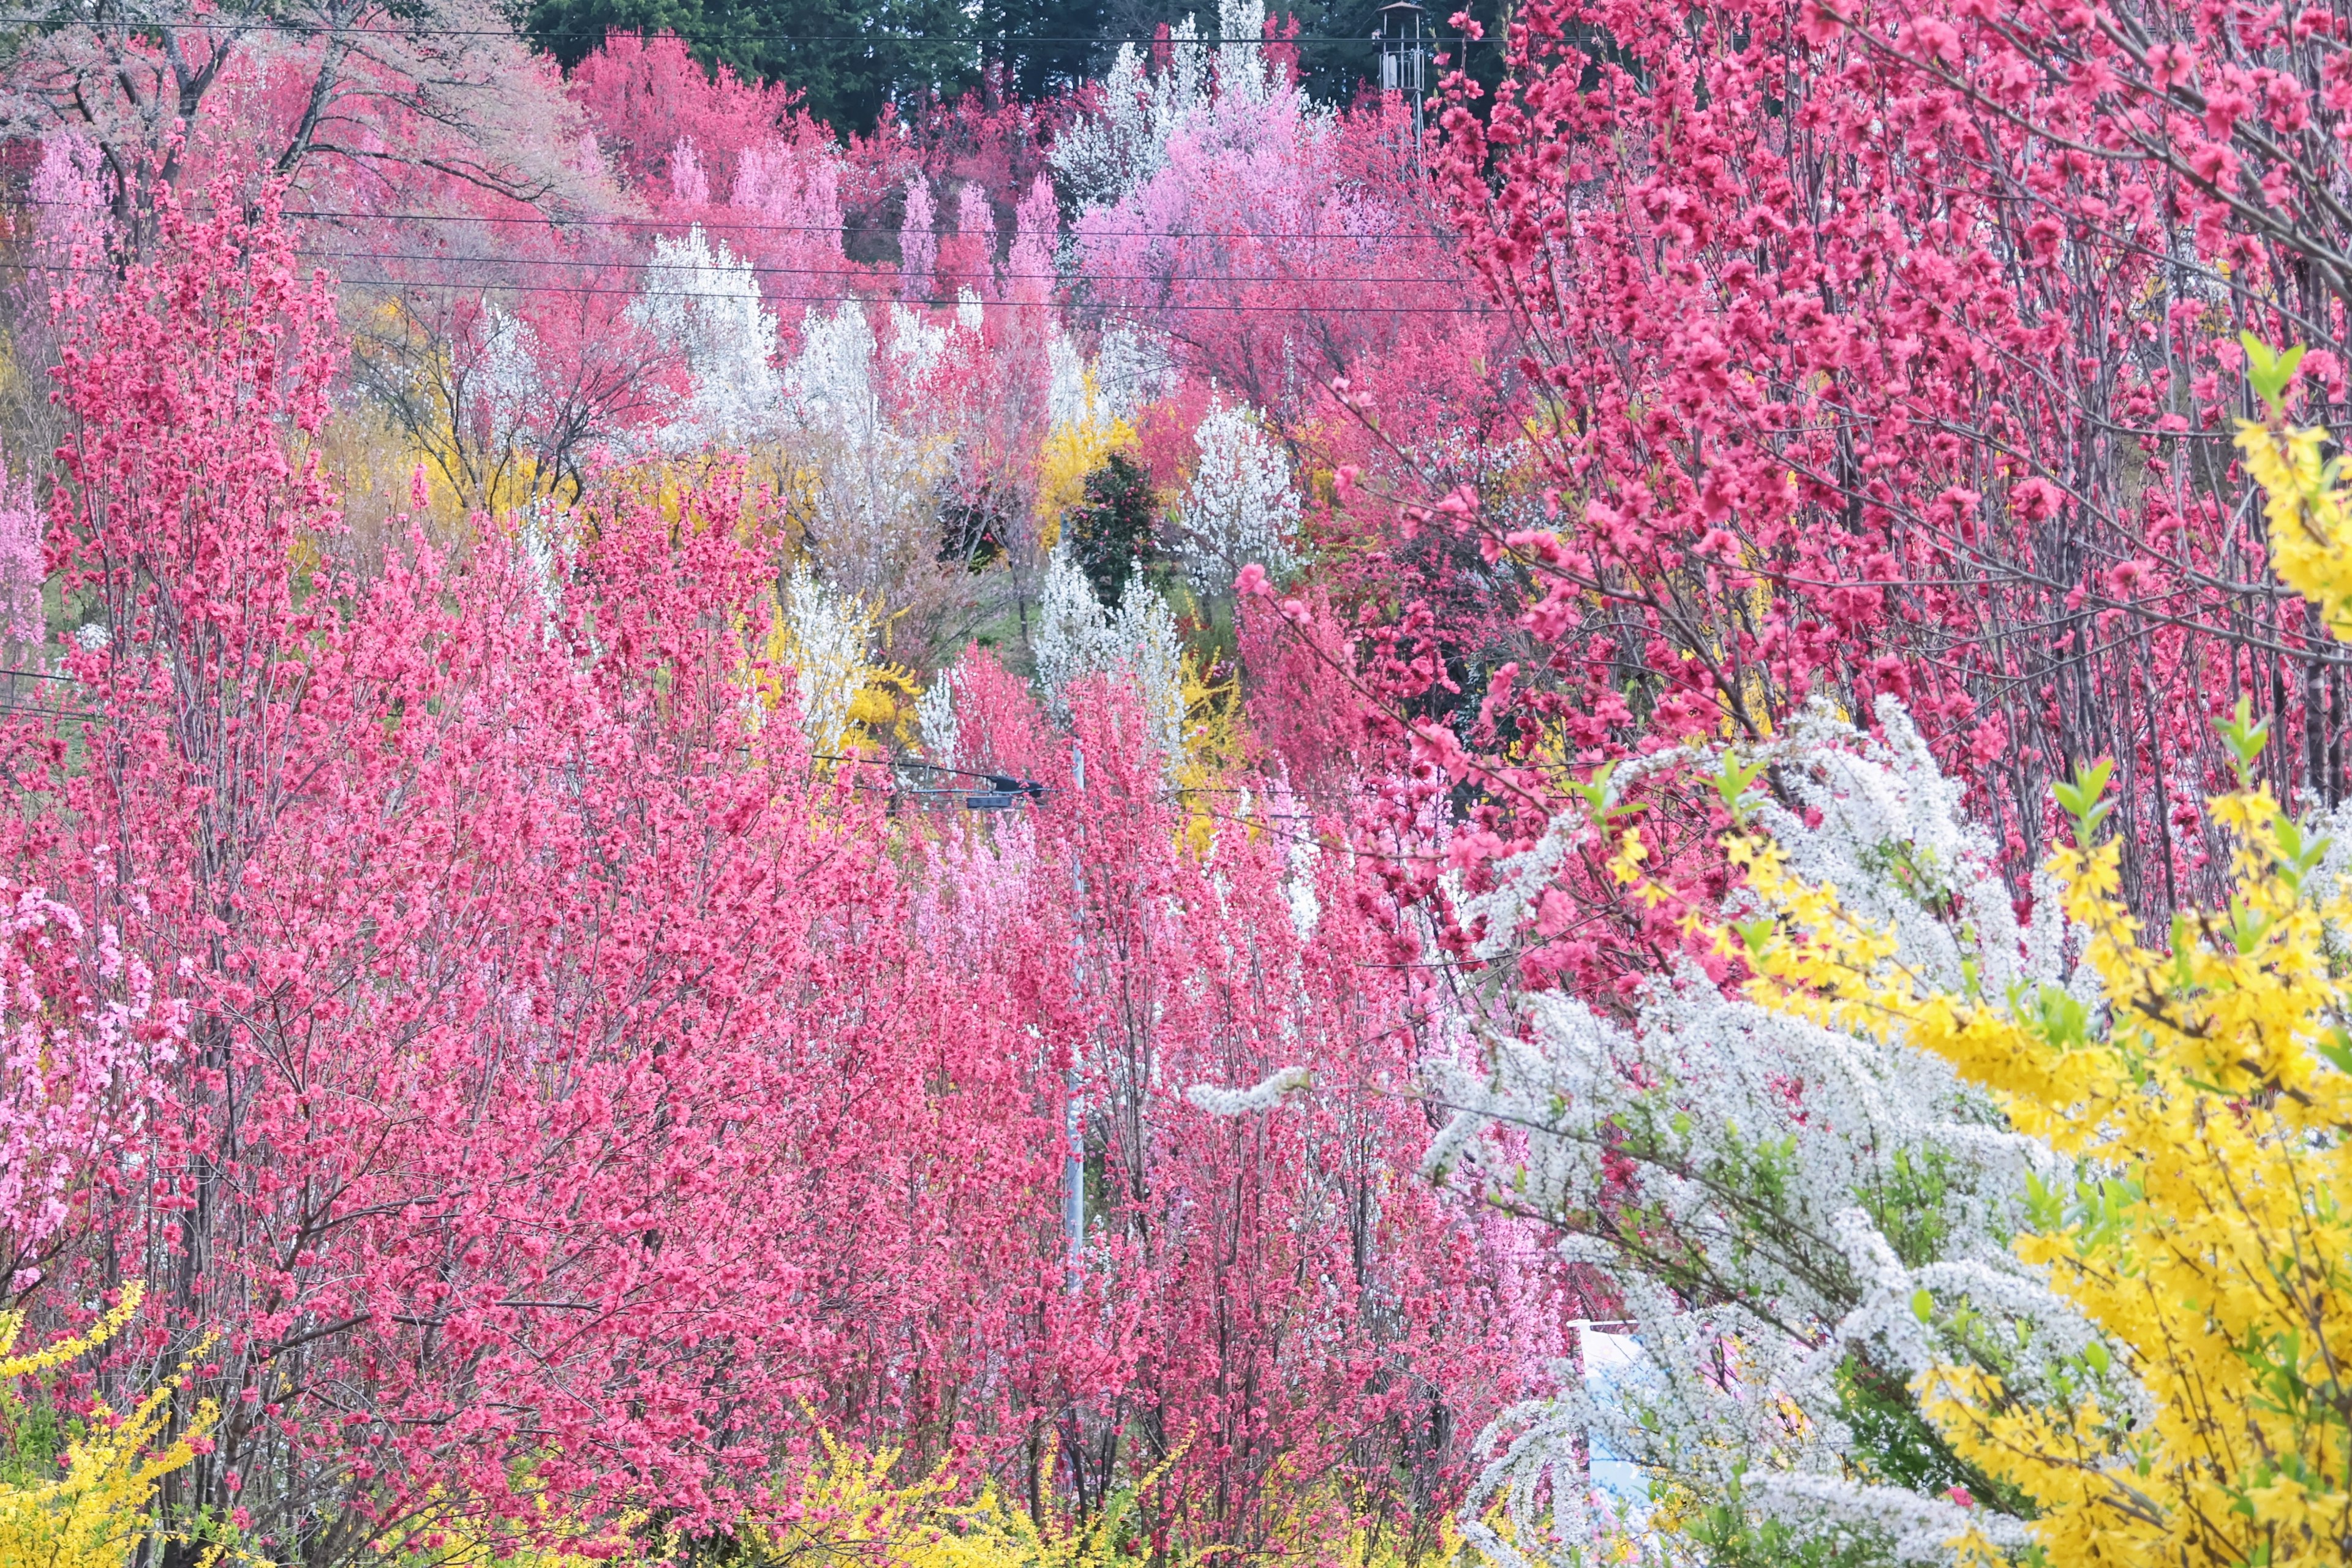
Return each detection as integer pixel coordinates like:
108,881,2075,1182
1724,756,2352,1564
2234,417,2352,645
1681,383,2352,1564
0,1283,224,1568
739,1431,1183,1568
1031,368,1139,548
2234,334,2352,646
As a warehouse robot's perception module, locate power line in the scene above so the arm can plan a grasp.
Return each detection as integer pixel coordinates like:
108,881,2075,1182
301,213,1461,246
319,279,1493,310
287,243,1469,287
0,257,1500,311
0,18,1499,45
12,196,1464,247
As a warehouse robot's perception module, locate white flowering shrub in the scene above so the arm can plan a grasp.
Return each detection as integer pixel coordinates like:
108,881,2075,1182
1093,323,1177,422
778,566,872,760
514,501,575,625
1177,399,1299,590
1185,1065,1310,1116
917,662,961,767
1033,547,1186,772
631,225,782,450
1049,16,1209,209
1047,331,1092,433
1433,701,2124,1567
785,300,882,433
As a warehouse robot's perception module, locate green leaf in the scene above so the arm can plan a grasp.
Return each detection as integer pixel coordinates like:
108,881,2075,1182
1713,753,1770,824
2217,696,2272,787
2242,332,2307,415
1910,1287,1934,1324
2052,758,2116,848
2272,815,2331,895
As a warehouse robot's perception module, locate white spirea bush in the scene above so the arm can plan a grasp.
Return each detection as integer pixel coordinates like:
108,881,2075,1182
633,225,782,449
1178,399,1299,590
1185,1065,1310,1115
1434,701,2124,1568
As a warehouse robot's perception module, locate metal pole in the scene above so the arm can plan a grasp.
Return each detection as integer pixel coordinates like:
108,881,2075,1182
1063,740,1085,1294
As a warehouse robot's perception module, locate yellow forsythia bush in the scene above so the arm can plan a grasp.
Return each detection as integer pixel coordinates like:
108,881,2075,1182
2236,335,2352,643
1703,363,2352,1564
1733,753,2352,1566
743,1433,1167,1568
0,1282,223,1568
742,1433,1476,1568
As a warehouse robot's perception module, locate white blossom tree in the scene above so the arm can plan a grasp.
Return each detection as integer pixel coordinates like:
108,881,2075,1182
1177,398,1299,592
631,225,782,450
1033,547,1186,773
777,566,873,761
1049,0,1289,208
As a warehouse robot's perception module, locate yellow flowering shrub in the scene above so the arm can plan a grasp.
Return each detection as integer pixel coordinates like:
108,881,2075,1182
1731,741,2352,1564
0,1283,225,1568
743,1431,1182,1568
1712,706,2351,1568
1031,369,1139,550
2235,335,2352,643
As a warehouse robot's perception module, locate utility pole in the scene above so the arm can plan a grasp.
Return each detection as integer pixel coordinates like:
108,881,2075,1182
1378,1,1430,149
1063,740,1085,1294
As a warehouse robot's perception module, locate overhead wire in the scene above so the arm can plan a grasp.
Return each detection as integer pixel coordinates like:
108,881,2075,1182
0,18,1500,45
287,243,1472,287
0,256,1498,310
11,195,1466,247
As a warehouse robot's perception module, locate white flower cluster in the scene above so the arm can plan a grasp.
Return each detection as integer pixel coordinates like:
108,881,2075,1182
1283,823,1320,937
1033,547,1186,772
1186,1065,1311,1115
514,501,576,627
778,566,871,759
475,303,541,431
1046,331,1093,432
1177,399,1299,591
1434,700,2127,1567
916,662,962,767
1046,325,1172,448
632,225,783,450
781,302,951,606
1049,0,1286,208
1094,323,1177,421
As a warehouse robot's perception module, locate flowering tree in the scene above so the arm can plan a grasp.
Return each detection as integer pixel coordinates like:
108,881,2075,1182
1064,2,1488,423
0,0,607,242
344,238,679,511
1175,398,1300,592
1390,0,2352,941
21,185,1096,1557
909,669,1561,1555
631,225,782,450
